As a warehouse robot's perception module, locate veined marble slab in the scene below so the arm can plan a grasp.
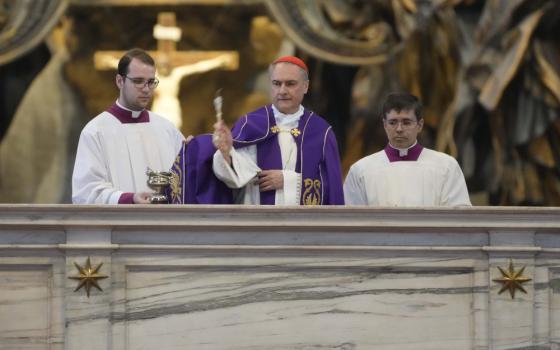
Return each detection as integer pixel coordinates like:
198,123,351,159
0,267,49,350
111,256,481,350
0,205,559,350
550,267,560,345
0,258,64,350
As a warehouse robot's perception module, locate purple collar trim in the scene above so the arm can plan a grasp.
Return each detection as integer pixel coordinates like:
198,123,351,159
384,142,423,162
106,103,149,124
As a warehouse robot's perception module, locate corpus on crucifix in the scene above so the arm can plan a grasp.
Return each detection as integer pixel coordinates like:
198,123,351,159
94,12,239,128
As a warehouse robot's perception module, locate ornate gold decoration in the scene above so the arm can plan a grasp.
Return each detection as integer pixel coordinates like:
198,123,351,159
493,260,532,299
302,178,321,205
169,153,182,203
146,168,172,204
270,125,280,133
290,128,301,137
68,257,108,297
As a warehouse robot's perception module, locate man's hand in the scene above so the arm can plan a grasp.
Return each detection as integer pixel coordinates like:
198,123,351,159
258,170,284,192
133,192,152,204
213,121,233,165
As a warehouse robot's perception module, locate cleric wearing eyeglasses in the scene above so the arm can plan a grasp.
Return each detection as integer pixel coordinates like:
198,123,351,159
344,92,471,207
72,48,185,204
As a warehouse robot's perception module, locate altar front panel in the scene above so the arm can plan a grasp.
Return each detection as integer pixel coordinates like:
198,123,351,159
0,205,559,350
110,254,482,350
0,256,65,350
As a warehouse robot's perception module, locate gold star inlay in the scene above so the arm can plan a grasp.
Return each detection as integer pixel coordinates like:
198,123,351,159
493,260,532,299
68,257,109,297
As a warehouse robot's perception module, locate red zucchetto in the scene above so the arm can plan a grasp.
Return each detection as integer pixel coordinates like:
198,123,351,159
272,56,308,72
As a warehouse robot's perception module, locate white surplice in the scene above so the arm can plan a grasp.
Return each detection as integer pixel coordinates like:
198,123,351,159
344,148,471,207
212,105,303,205
72,102,184,204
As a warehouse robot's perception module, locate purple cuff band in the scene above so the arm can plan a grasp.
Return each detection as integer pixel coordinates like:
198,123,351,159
118,192,135,204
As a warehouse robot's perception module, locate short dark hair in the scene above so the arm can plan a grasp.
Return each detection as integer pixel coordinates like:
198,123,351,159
117,48,155,76
381,93,422,121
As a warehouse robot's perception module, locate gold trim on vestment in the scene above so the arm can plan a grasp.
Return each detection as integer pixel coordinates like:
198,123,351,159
169,152,183,203
302,178,321,205
270,125,301,137
299,112,322,205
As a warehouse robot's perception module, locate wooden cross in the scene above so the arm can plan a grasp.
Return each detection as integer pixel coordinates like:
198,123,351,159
93,12,239,127
94,12,238,75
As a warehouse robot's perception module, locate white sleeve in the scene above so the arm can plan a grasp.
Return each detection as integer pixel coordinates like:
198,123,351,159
71,130,122,204
343,165,368,205
212,146,261,189
280,170,301,205
442,159,471,207
173,128,186,154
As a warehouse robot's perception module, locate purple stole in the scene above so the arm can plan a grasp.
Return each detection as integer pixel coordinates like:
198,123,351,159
106,103,150,123
384,143,424,162
232,105,344,205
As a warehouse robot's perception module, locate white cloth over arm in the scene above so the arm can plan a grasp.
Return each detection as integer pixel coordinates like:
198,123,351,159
72,112,184,204
344,148,471,207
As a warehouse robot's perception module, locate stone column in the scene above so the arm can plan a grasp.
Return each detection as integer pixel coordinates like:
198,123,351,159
64,228,113,350
488,230,538,349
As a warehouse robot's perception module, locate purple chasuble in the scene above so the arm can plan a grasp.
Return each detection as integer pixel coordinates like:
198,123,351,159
106,103,150,123
168,134,233,204
231,105,344,205
384,143,424,162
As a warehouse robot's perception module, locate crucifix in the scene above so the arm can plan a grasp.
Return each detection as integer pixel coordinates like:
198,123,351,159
94,12,239,128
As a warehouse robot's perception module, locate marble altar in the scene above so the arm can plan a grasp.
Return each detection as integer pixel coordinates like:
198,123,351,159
0,205,559,350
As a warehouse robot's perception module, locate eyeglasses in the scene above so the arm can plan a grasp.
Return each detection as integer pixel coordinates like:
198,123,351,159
384,118,417,129
123,75,159,89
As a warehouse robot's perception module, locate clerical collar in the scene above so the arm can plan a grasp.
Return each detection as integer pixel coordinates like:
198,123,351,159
107,101,150,124
272,104,303,128
384,141,423,162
